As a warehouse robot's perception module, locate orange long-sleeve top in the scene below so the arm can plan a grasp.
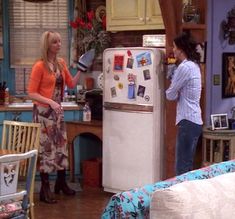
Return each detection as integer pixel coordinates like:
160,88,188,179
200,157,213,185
27,59,74,106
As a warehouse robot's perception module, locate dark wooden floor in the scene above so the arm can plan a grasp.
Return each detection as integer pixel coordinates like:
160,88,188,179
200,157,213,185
34,186,113,219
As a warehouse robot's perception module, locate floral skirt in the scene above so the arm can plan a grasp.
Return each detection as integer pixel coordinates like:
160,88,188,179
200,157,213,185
33,104,68,173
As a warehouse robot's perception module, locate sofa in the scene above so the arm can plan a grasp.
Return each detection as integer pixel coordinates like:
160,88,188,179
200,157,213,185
150,171,235,218
101,159,235,219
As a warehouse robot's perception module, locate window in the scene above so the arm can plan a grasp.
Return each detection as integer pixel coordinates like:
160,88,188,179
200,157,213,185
9,0,69,67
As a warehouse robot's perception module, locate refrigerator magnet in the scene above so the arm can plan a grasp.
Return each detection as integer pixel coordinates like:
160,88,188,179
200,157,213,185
143,69,151,80
128,73,136,83
144,95,150,102
106,66,111,74
113,55,124,72
126,58,134,69
136,52,152,67
114,75,120,81
118,82,123,89
137,85,146,97
111,87,117,98
128,83,135,99
127,50,132,57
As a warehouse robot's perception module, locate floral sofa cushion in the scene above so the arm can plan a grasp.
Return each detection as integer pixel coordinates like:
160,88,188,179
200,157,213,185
0,200,23,218
150,171,235,219
101,160,235,219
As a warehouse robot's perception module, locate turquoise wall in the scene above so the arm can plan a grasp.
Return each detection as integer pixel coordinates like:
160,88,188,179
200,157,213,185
0,0,76,94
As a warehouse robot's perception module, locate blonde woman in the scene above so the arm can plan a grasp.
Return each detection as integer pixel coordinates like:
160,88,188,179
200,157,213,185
28,31,80,203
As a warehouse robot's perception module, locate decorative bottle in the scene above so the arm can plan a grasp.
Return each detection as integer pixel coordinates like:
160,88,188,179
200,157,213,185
71,91,76,102
83,102,91,122
4,88,9,105
64,86,68,102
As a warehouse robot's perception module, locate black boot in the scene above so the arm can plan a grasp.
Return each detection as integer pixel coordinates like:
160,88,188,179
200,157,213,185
40,172,57,204
54,170,76,196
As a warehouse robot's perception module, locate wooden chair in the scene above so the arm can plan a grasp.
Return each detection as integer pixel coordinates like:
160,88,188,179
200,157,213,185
0,120,41,219
0,150,38,219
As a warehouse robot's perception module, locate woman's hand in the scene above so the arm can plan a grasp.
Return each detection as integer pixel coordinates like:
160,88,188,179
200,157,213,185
50,101,63,114
28,92,63,114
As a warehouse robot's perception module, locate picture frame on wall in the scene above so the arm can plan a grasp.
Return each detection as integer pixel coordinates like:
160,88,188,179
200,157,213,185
196,42,207,63
211,113,229,130
222,52,235,98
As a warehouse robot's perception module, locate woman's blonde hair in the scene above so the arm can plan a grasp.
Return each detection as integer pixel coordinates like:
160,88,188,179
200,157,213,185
40,30,63,72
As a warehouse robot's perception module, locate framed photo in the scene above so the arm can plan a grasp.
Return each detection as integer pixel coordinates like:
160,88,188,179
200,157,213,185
222,52,235,98
196,42,206,63
211,113,229,130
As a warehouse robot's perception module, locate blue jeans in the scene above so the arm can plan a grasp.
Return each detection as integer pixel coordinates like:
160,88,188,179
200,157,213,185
175,119,202,175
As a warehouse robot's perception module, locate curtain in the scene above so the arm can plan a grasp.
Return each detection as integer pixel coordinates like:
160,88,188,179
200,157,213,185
9,0,69,67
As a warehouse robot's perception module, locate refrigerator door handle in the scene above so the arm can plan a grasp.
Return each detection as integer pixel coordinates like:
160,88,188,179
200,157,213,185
103,102,153,113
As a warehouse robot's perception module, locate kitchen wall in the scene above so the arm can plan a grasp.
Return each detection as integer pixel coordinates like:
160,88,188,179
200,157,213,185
12,0,165,93
206,0,235,124
88,30,165,89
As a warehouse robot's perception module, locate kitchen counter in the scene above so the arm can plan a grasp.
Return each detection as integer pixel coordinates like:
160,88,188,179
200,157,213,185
0,102,83,129
0,102,83,112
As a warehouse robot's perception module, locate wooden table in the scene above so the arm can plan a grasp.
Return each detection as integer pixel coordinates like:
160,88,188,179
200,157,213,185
66,120,102,182
202,127,235,166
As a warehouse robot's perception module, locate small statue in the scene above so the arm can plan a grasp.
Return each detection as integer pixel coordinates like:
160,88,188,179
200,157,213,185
221,6,235,45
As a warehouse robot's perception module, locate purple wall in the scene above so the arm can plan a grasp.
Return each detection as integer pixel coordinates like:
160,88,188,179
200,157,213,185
206,0,235,125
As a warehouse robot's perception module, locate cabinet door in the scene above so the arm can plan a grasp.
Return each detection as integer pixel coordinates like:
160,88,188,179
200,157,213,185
5,111,32,122
106,0,164,31
106,0,145,31
64,111,74,121
146,0,164,29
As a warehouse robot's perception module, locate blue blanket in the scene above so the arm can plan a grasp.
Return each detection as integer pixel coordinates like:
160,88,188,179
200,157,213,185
102,160,235,219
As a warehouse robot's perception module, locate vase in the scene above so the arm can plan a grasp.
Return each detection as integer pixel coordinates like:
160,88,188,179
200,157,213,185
96,53,103,62
97,30,111,51
182,0,200,23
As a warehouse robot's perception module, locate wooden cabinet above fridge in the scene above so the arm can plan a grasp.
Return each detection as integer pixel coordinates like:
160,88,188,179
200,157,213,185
106,0,164,31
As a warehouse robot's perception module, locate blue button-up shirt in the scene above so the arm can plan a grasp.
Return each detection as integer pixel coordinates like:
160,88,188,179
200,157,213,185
166,59,203,125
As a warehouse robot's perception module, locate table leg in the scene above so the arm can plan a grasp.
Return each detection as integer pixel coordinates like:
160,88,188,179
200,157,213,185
68,141,75,182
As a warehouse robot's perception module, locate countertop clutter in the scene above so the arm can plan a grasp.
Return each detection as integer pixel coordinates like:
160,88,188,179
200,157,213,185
0,102,82,112
0,93,83,112
0,81,8,106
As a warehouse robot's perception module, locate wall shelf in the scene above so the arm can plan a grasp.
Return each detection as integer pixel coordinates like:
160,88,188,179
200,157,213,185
181,23,206,30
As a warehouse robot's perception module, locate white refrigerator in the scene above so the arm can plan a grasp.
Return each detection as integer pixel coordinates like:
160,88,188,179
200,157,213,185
102,47,165,193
